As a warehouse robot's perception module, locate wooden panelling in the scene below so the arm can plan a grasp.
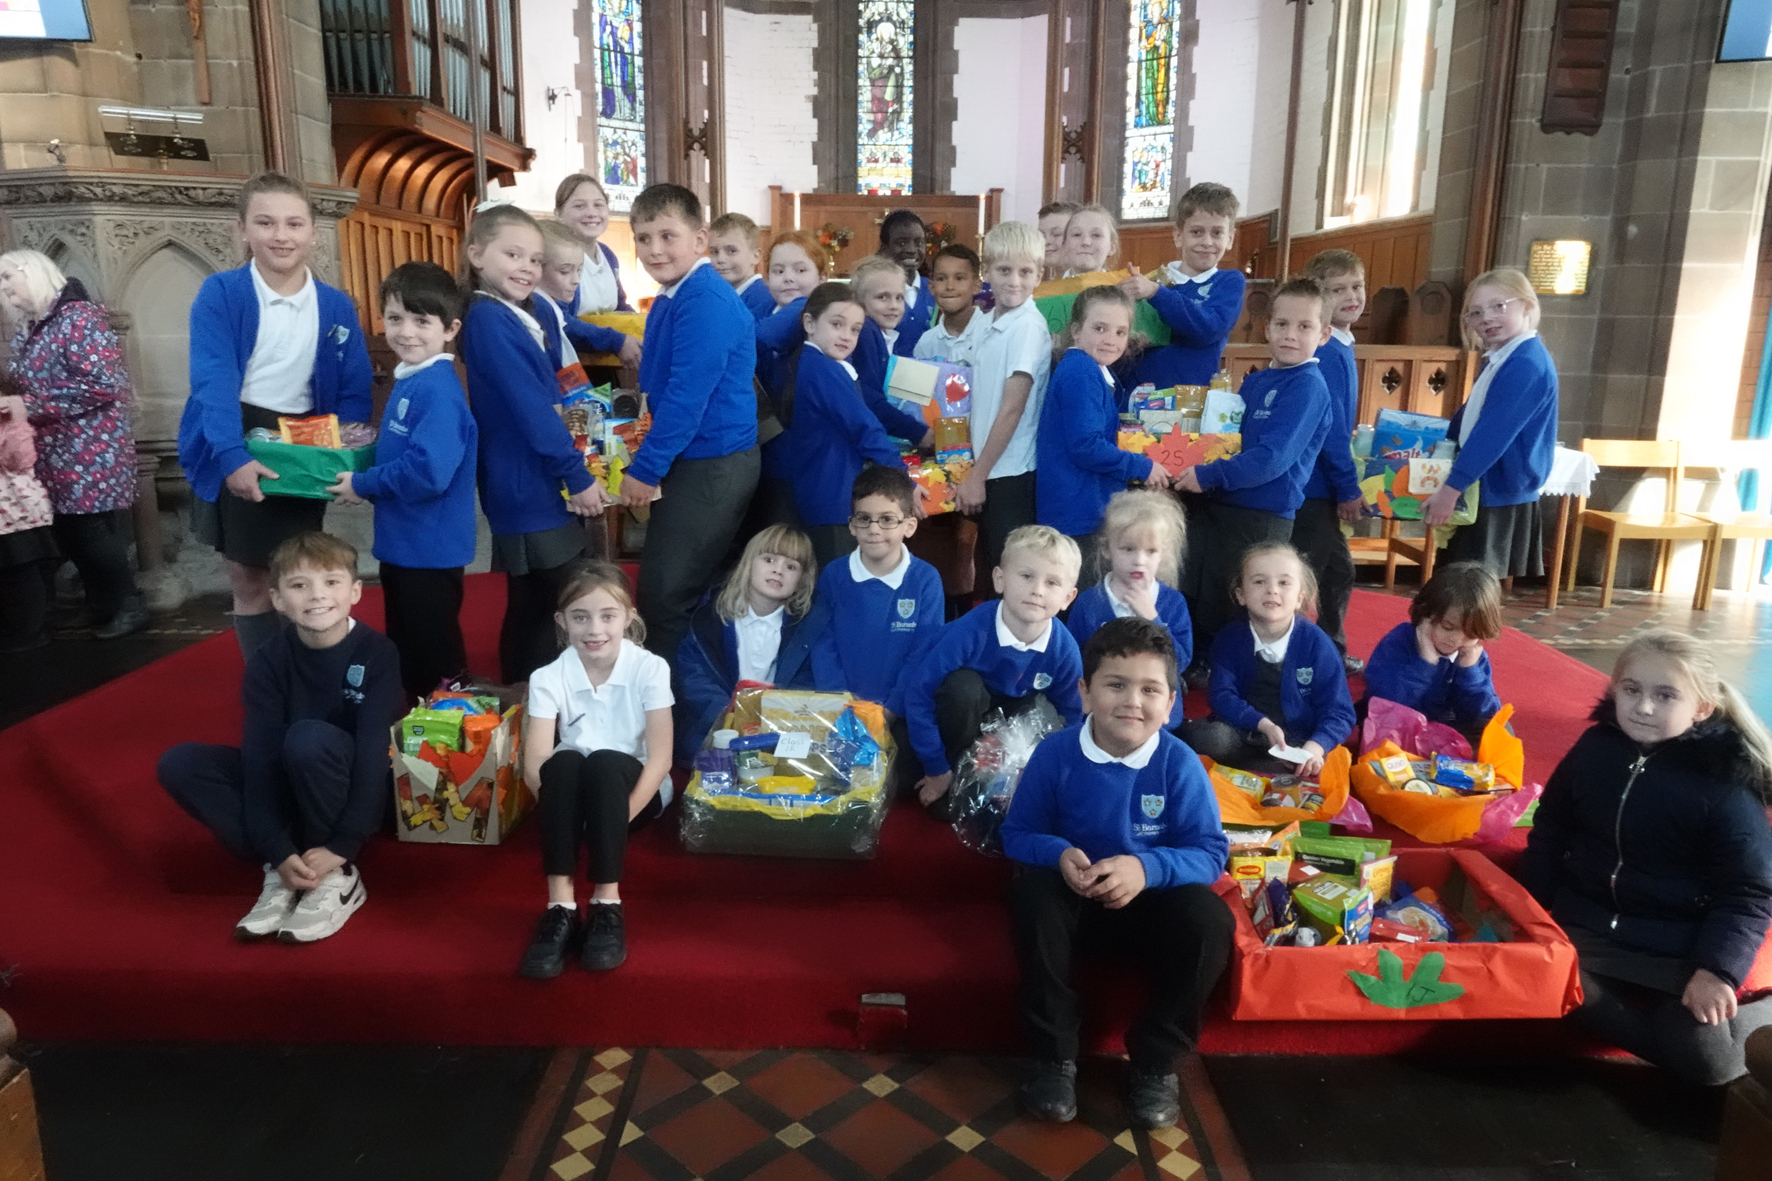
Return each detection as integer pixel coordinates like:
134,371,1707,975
1223,212,1434,293
1540,0,1620,136
1120,224,1176,276
766,186,1001,275
1222,343,1475,425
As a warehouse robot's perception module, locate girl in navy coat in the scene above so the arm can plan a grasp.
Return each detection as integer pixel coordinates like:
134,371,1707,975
675,525,829,761
1362,561,1503,744
1422,267,1559,577
1520,631,1772,1086
849,255,936,448
554,174,633,314
1178,541,1354,777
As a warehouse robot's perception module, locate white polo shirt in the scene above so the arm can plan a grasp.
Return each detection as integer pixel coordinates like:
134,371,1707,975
239,261,319,415
527,640,675,796
968,297,1052,479
734,606,785,683
912,309,983,365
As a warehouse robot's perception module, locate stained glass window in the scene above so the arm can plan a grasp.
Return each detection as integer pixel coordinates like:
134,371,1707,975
1121,0,1182,221
593,0,645,211
857,0,914,195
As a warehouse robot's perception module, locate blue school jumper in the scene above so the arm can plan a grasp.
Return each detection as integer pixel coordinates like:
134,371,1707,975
1001,725,1229,888
902,602,1085,777
630,261,758,487
1363,620,1501,727
352,357,478,569
179,265,373,502
461,296,592,536
1036,348,1156,536
780,347,904,526
852,318,935,444
566,240,633,314
1065,581,1193,727
674,594,830,761
542,290,627,357
1207,616,1356,752
1446,335,1559,506
1132,266,1247,390
1300,333,1361,504
756,298,808,483
810,547,946,710
1194,359,1331,519
738,275,776,318
897,274,935,357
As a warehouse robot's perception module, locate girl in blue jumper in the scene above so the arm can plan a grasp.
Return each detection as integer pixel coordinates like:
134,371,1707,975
849,255,936,448
554,174,633,314
1036,285,1168,570
1421,268,1559,577
1178,541,1354,778
675,524,828,761
459,204,607,683
1066,490,1192,731
1362,561,1503,744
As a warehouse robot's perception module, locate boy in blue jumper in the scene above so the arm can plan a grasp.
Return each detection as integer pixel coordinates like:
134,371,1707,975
1120,182,1246,391
904,526,1084,819
1002,616,1233,1129
709,213,776,318
180,171,373,657
620,184,761,664
326,262,477,700
1175,277,1334,655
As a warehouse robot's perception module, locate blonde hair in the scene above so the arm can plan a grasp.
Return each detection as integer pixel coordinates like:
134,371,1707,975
538,218,585,262
848,254,905,299
709,212,760,248
1235,540,1319,617
1098,489,1186,586
716,525,818,622
1000,524,1082,584
770,230,829,276
1461,267,1541,350
556,561,647,643
982,220,1045,269
0,250,68,320
1063,204,1121,269
1612,630,1772,799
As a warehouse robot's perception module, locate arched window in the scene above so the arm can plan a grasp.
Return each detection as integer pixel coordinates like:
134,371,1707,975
857,0,915,195
593,0,647,211
1120,0,1182,221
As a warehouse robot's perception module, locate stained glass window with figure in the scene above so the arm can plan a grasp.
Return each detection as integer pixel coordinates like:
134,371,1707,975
1121,0,1182,221
858,0,914,195
594,0,645,211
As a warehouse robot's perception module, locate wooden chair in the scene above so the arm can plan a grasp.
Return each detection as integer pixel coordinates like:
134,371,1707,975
1682,438,1772,611
1564,439,1718,609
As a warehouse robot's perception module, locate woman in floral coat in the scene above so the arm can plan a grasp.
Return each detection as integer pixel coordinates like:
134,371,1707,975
0,249,144,639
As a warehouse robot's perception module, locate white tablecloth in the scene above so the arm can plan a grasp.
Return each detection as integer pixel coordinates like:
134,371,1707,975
1541,446,1600,498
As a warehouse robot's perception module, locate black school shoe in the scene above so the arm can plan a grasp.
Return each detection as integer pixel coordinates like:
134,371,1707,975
1342,653,1366,675
1183,659,1212,691
581,902,628,971
1127,1069,1180,1129
1021,1060,1077,1122
519,906,580,979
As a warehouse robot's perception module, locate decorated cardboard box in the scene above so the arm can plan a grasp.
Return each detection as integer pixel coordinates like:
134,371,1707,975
246,437,375,500
1117,427,1240,477
391,704,533,845
905,454,973,515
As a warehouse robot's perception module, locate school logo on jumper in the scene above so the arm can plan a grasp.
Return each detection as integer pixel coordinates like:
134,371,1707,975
347,664,365,688
396,398,410,420
1197,284,1212,299
1265,389,1277,408
896,598,916,620
1141,794,1166,819
1296,667,1314,685
1032,673,1052,691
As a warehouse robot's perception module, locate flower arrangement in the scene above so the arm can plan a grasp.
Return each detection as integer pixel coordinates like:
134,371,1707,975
924,220,958,262
816,223,853,275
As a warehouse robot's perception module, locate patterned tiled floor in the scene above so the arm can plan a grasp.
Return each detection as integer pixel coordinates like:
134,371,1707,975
513,1049,1234,1181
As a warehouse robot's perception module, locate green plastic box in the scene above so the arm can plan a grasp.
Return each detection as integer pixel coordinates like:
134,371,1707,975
246,437,376,499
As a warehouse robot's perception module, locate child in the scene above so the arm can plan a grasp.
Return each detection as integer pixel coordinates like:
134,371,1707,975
879,209,934,354
811,464,946,710
1037,201,1080,282
849,254,936,447
675,525,827,761
1179,541,1355,778
1175,277,1333,652
1066,490,1192,730
325,262,477,701
1362,561,1503,742
0,385,54,652
1036,285,1165,558
1002,616,1233,1128
459,204,604,684
1293,249,1366,673
903,525,1084,818
621,183,760,665
961,221,1054,570
913,244,984,364
765,229,827,311
1520,630,1772,1086
1422,268,1559,578
537,219,642,368
709,212,774,317
1122,182,1246,392
778,282,905,564
157,532,401,943
519,562,674,978
180,172,373,657
554,173,633,314
1060,204,1119,277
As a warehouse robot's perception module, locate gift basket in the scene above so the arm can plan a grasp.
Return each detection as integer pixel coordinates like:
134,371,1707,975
391,683,531,845
245,414,377,499
949,701,1064,855
560,393,651,500
888,357,973,515
1348,699,1541,845
574,311,647,365
1353,408,1478,526
1206,746,1374,832
679,687,895,859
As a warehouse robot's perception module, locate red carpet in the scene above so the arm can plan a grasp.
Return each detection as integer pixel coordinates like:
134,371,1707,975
0,583,1611,1054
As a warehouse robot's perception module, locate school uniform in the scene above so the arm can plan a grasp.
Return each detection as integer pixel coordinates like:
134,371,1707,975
911,308,983,364
744,299,810,534
674,594,830,761
810,545,946,711
352,353,478,698
778,346,905,563
1132,264,1246,390
1065,580,1193,728
897,274,936,356
1185,358,1331,647
1001,723,1234,1071
528,639,674,882
1443,333,1560,577
1035,349,1156,554
539,289,629,359
179,262,373,566
569,241,633,315
1290,327,1362,654
1178,615,1356,769
1361,620,1500,735
631,259,762,664
852,318,937,444
968,299,1054,569
737,274,776,318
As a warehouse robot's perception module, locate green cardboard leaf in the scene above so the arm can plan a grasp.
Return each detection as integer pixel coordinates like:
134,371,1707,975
1347,948,1466,1009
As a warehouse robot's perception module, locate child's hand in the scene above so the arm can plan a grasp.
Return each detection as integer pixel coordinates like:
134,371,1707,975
1175,465,1203,494
301,846,347,881
1337,495,1365,523
1421,484,1461,527
1256,718,1286,750
326,471,363,504
1299,741,1326,779
569,483,611,517
618,336,642,367
913,483,932,520
1116,574,1158,621
1143,464,1172,491
1082,854,1147,909
277,853,320,892
916,771,952,807
955,470,987,515
1118,265,1159,302
225,459,278,503
1682,968,1738,1026
1456,638,1485,668
918,427,935,450
619,475,660,508
1415,620,1445,665
1058,846,1094,895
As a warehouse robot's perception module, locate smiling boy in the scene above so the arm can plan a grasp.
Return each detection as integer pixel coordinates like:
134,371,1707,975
708,212,774,317
1121,182,1247,392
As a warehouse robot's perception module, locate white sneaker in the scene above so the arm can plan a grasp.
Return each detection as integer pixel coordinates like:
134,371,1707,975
276,865,366,943
236,864,303,941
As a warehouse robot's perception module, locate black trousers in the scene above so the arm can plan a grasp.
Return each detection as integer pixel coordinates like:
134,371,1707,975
537,748,660,883
977,471,1038,573
0,554,51,646
1010,866,1233,1071
1290,497,1356,654
805,523,857,570
638,447,761,666
52,510,138,621
1572,969,1772,1087
501,560,583,685
380,562,466,700
157,720,356,865
935,668,1048,774
1184,501,1294,651
1175,717,1291,776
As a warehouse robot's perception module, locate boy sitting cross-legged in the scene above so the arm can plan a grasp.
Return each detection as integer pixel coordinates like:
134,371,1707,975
1001,616,1233,1129
157,532,403,944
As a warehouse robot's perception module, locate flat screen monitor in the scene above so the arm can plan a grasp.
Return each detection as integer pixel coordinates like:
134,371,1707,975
0,0,93,42
1721,0,1772,62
